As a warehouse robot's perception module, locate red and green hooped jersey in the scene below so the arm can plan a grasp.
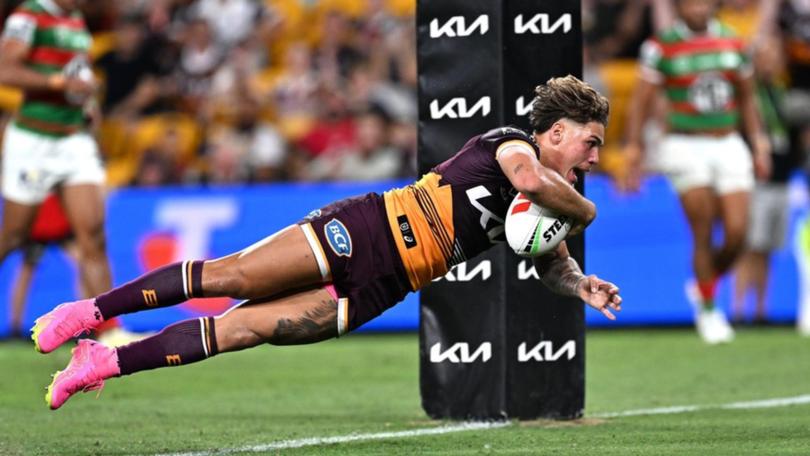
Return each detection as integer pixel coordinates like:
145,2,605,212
639,20,751,133
2,0,92,136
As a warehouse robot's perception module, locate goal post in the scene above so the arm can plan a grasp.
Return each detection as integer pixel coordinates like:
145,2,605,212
417,0,586,420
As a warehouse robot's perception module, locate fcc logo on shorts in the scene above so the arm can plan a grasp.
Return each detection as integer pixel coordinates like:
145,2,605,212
324,219,352,257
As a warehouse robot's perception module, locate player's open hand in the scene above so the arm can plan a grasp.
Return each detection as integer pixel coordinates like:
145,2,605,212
577,274,622,320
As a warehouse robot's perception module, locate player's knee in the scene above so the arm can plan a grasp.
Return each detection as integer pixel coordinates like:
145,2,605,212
77,232,107,258
203,258,252,298
724,231,747,256
215,317,264,352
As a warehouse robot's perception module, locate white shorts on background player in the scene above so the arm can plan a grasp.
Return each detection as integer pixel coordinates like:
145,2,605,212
655,132,754,195
1,122,105,204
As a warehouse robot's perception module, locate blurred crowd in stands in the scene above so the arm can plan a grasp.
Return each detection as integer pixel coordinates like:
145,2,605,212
0,0,808,187
0,0,418,186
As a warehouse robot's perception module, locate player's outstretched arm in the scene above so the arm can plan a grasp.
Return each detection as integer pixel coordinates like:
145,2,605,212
498,143,596,234
533,242,622,320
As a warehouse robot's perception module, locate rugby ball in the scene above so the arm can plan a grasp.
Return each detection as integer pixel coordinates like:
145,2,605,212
505,193,571,257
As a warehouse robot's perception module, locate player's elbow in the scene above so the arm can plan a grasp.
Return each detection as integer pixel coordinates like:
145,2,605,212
581,202,597,226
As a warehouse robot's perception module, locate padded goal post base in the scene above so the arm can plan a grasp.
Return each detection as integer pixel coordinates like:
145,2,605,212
417,0,585,420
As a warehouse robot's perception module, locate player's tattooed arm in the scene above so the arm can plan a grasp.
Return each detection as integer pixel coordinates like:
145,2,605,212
270,298,338,344
534,243,586,298
534,242,622,320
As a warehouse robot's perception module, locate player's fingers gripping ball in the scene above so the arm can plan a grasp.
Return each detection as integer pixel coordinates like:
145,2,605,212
505,193,571,257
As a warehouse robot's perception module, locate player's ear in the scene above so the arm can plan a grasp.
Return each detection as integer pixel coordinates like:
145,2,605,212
550,121,564,146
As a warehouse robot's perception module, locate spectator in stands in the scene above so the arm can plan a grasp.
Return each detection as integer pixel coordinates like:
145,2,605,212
584,0,655,63
189,0,279,51
296,84,356,161
306,106,403,181
621,0,770,344
96,14,162,120
132,127,186,187
266,41,319,144
313,10,362,86
203,96,287,183
175,17,224,116
345,60,416,125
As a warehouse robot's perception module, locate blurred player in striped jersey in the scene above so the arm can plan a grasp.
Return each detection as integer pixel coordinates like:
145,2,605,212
0,1,116,338
622,0,771,344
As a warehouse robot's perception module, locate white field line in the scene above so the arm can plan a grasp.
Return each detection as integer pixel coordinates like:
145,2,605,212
591,394,810,418
154,394,810,456
153,421,511,456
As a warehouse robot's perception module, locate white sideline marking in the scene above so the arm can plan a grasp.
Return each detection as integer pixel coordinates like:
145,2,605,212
155,394,810,455
592,394,810,418
154,421,510,456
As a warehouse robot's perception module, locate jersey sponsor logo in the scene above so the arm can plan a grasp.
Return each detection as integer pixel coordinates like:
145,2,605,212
517,340,576,362
324,219,352,257
430,342,492,363
514,13,572,35
397,214,417,249
466,185,505,243
165,354,182,365
429,15,489,38
429,96,491,119
142,289,158,307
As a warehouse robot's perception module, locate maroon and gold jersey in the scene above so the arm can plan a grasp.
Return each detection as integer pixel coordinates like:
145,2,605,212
383,126,535,290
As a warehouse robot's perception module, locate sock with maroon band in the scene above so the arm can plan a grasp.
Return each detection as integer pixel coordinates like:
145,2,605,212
95,260,204,320
115,317,219,376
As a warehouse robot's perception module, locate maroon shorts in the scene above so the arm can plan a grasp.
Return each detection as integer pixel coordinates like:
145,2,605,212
298,193,412,334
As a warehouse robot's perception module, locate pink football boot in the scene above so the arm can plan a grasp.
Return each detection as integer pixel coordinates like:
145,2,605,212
46,339,120,410
31,299,104,353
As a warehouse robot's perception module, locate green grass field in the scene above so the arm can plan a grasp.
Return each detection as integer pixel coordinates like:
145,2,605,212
2,328,810,455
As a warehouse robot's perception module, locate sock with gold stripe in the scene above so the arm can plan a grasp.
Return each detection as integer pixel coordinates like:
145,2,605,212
116,317,218,376
95,261,204,319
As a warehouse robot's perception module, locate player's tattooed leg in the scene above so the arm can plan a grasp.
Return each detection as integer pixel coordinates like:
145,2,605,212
270,296,338,345
214,286,341,352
